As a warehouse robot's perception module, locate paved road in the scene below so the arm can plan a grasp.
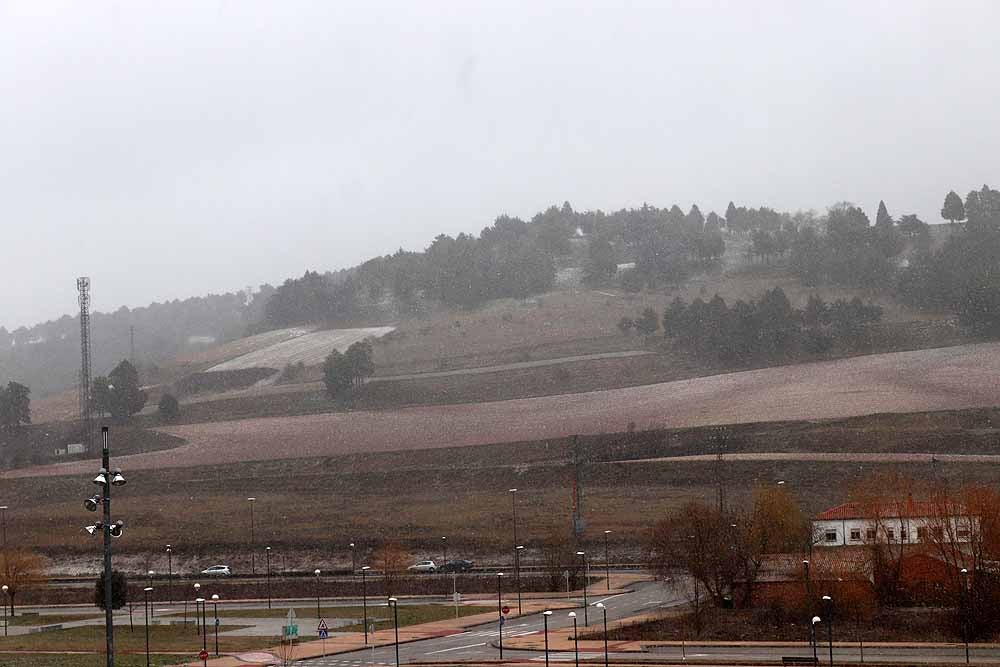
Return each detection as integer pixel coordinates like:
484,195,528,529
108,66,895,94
300,581,679,665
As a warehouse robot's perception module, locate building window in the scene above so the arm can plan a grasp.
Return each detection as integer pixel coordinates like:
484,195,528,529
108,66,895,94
866,528,876,541
957,527,970,539
900,528,908,542
825,530,838,543
887,528,895,541
850,529,861,541
917,527,927,541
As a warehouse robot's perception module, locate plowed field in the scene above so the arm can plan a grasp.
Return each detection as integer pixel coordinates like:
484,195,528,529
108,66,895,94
10,341,1000,478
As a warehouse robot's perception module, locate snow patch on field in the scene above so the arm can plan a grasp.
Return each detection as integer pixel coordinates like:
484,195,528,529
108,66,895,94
208,326,395,371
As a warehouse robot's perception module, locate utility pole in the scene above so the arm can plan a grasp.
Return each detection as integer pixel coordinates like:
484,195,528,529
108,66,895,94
571,436,585,538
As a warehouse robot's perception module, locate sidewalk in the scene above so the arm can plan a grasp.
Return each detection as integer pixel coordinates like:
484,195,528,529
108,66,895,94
176,599,577,666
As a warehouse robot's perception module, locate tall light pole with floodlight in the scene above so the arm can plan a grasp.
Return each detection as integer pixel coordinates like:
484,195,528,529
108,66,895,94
81,426,127,667
143,586,152,667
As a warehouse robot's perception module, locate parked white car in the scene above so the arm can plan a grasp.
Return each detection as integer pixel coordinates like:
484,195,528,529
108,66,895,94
200,564,232,576
407,560,437,573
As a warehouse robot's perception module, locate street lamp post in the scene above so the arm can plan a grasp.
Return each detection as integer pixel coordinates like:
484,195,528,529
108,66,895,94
196,596,207,664
596,602,608,667
193,583,201,635
811,616,821,664
143,586,153,667
442,536,447,565
568,612,579,667
165,545,173,604
147,570,154,589
350,542,356,575
515,545,525,615
211,594,220,656
388,597,400,667
822,595,833,667
247,498,256,575
361,566,371,644
496,572,504,659
961,568,970,664
1,585,6,637
0,506,8,550
576,551,588,626
264,547,272,609
543,610,553,667
314,569,322,619
509,488,519,602
603,531,612,591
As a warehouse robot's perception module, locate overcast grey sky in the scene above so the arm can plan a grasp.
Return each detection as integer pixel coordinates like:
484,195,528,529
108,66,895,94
2,1,998,329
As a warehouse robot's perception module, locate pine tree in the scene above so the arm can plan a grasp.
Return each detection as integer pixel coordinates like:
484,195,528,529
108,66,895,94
875,200,893,227
941,190,965,224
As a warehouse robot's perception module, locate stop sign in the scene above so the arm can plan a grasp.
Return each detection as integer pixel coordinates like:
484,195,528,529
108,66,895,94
502,606,510,615
199,649,209,660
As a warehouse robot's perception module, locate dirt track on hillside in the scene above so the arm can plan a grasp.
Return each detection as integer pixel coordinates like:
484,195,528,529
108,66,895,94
9,341,1000,478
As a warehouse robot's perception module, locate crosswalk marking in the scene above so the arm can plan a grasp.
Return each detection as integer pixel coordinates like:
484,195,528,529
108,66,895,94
531,653,601,662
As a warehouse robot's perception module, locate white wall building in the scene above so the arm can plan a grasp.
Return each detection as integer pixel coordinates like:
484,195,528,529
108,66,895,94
812,500,975,548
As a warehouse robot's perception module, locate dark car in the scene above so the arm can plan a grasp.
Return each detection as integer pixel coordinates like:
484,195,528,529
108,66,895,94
439,559,474,573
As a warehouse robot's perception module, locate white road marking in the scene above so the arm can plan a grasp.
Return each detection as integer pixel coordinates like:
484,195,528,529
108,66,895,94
425,642,488,654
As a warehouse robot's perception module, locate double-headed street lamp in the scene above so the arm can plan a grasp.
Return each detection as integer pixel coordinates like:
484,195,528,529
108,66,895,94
81,427,127,667
596,602,609,667
361,566,371,644
576,551,589,625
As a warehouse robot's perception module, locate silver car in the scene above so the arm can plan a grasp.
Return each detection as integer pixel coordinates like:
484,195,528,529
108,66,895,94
407,560,437,573
201,564,232,576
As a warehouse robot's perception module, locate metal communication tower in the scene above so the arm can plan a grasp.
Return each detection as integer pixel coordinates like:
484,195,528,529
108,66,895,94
77,277,95,454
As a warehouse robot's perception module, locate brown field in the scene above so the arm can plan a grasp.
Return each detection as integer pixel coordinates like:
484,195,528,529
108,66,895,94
4,408,1000,566
11,340,1000,479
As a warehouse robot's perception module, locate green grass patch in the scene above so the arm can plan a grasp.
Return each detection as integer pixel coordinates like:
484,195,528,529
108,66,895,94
0,623,277,652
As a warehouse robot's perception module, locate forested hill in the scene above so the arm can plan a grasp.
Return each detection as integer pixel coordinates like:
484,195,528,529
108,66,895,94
0,290,268,397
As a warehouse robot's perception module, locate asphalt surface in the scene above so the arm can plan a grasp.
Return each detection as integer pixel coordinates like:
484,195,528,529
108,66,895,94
300,580,679,665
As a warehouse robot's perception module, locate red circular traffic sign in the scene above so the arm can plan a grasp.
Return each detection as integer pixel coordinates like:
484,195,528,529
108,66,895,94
199,649,209,660
501,606,510,615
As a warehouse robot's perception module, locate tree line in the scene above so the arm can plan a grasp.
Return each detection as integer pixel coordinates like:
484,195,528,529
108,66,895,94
619,288,883,361
322,341,376,400
0,381,30,430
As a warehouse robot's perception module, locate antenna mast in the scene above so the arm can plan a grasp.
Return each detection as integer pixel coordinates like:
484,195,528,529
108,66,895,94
77,277,95,454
